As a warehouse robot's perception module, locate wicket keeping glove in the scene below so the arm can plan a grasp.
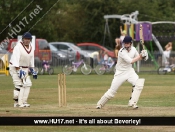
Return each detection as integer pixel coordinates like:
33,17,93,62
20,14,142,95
141,50,148,61
29,68,38,79
17,68,26,79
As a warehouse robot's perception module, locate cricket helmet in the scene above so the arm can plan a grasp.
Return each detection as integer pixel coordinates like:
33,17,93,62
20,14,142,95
22,32,32,39
123,36,132,43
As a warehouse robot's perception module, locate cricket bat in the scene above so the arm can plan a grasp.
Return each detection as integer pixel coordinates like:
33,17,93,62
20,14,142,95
139,24,145,50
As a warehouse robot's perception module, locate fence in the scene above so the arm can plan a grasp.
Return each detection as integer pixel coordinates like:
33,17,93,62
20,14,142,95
134,50,175,73
1,51,174,75
35,50,175,75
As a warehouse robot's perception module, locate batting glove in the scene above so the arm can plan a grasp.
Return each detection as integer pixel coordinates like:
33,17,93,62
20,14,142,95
29,68,38,79
17,68,26,79
141,50,148,61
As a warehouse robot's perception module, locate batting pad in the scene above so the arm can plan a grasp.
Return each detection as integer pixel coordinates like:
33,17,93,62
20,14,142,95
18,87,25,105
13,89,20,99
97,96,109,107
104,89,116,99
23,87,30,104
130,78,145,104
23,76,32,87
97,89,116,108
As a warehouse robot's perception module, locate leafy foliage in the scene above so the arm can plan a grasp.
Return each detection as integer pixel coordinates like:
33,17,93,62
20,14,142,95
1,0,175,50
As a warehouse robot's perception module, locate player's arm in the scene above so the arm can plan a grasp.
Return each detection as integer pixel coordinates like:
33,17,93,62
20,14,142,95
12,46,26,79
29,55,38,79
131,49,143,64
28,48,37,79
29,67,38,79
120,51,142,64
12,46,20,70
131,54,142,64
29,54,35,68
120,26,123,34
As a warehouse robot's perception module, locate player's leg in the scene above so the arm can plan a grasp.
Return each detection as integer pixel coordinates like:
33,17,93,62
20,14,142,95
18,87,25,107
23,87,30,107
13,87,20,107
96,89,116,109
90,57,93,68
9,66,24,107
127,69,138,105
128,86,134,104
128,78,145,109
127,70,145,108
23,76,32,107
96,73,126,109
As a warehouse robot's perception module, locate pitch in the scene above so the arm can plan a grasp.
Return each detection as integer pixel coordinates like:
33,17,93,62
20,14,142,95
0,74,174,132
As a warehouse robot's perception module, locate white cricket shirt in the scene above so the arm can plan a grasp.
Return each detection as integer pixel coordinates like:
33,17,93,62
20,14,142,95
10,41,34,67
90,51,99,58
115,46,139,74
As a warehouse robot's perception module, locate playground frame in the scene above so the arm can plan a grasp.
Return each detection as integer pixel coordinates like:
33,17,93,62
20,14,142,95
103,10,175,72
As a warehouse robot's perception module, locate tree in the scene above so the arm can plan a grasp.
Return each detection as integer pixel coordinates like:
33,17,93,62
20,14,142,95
0,0,60,40
1,0,175,50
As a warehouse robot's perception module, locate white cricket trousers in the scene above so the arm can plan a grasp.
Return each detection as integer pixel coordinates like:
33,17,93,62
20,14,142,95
110,68,139,92
9,65,31,105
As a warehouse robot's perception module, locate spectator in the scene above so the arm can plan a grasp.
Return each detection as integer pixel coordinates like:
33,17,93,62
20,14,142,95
89,51,99,68
115,26,126,48
42,60,50,72
98,49,104,64
103,51,114,68
114,42,121,64
163,42,172,66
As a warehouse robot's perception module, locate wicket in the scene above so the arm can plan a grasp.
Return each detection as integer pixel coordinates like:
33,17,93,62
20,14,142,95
58,73,66,107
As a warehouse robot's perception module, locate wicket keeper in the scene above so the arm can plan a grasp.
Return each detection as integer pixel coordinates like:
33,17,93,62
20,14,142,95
9,32,37,107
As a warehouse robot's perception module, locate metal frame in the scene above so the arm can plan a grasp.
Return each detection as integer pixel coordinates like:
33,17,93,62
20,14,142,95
103,11,175,72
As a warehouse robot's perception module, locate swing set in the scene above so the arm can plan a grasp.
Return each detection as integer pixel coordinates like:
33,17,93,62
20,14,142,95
103,10,175,72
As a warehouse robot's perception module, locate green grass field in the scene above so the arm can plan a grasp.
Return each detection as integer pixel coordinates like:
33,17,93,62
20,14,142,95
0,73,175,132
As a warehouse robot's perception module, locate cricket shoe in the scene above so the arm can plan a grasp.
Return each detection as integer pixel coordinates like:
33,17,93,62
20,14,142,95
96,105,102,109
14,103,20,107
128,102,138,109
24,103,30,107
19,104,26,108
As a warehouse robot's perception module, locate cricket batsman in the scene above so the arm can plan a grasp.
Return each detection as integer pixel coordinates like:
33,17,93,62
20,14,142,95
96,36,148,109
9,32,37,107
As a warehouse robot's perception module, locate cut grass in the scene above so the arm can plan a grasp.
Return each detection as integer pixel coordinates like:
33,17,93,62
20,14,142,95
0,74,175,132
